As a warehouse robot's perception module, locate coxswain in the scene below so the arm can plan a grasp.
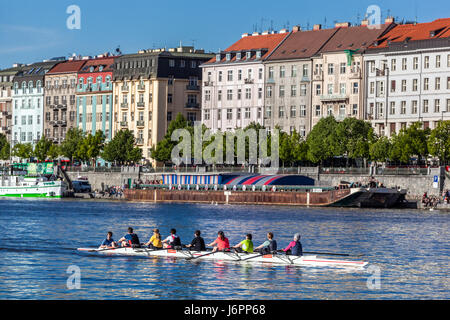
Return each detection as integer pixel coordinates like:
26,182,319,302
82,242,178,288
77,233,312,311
99,231,117,249
208,231,230,252
162,228,182,249
254,232,277,254
233,233,254,253
282,233,303,256
184,230,206,251
118,227,141,248
144,228,163,249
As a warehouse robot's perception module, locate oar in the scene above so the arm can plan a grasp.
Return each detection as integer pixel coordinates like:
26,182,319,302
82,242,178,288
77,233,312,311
186,249,218,260
303,251,364,257
240,252,265,262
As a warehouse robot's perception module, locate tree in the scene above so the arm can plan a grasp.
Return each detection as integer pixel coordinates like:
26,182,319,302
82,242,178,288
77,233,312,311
369,136,392,162
0,133,10,160
290,130,308,164
306,116,340,164
77,130,105,165
12,143,33,160
33,135,53,161
60,128,85,162
390,122,429,163
427,120,450,165
103,129,142,164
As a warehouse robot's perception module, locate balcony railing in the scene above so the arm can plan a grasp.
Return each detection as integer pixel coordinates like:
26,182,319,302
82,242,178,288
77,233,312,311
203,81,213,86
121,102,129,109
186,84,200,91
57,104,67,109
137,84,145,91
313,71,323,81
121,86,129,92
244,78,254,84
319,94,348,102
185,102,200,109
135,138,144,145
120,121,128,127
136,102,145,108
350,68,361,79
57,120,67,126
136,120,145,127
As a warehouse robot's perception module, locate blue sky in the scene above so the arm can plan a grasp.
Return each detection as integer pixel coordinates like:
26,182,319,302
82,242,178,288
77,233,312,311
1,0,449,69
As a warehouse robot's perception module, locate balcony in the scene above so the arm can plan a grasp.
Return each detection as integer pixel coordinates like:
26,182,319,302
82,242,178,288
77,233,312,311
57,104,67,110
186,84,200,91
136,102,145,108
244,78,254,84
319,94,348,102
135,138,144,145
50,120,58,126
137,84,145,91
120,121,128,127
267,78,275,84
121,86,129,92
136,120,145,127
313,71,323,81
57,120,67,126
121,102,129,109
203,81,213,86
185,102,200,109
349,68,361,79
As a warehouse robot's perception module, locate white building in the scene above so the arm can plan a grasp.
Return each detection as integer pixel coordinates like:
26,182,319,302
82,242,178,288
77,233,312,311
200,31,289,132
364,18,450,136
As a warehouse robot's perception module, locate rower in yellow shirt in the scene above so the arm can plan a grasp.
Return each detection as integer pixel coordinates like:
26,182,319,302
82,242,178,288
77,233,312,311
232,234,254,253
145,228,163,249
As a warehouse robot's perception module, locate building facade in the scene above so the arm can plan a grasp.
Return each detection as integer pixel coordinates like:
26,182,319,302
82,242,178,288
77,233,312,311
113,46,213,160
200,31,289,132
44,59,87,143
364,18,450,136
11,61,60,147
310,20,395,128
0,65,26,142
263,26,337,136
76,56,115,140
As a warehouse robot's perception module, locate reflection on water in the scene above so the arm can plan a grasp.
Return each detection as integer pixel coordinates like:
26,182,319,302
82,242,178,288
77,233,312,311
0,199,449,299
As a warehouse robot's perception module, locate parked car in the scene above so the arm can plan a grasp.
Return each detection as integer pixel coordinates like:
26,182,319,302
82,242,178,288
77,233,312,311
72,180,92,193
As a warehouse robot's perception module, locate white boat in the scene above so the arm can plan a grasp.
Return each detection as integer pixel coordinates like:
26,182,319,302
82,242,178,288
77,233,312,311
77,247,368,269
0,175,67,198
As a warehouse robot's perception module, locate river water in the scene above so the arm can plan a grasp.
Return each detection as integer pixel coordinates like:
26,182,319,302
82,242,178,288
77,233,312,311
0,199,448,300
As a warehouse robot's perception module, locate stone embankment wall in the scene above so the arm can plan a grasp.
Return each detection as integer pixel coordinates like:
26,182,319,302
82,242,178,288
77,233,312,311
65,167,448,199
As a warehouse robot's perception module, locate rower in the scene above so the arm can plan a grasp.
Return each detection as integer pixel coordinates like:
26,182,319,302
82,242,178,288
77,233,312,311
118,227,141,248
208,231,230,252
144,228,163,249
184,230,206,251
282,233,303,256
162,228,182,249
233,234,254,253
254,232,277,254
99,231,117,249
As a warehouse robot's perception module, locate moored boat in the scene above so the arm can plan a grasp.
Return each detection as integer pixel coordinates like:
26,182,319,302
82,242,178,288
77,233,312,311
77,247,368,269
0,175,67,198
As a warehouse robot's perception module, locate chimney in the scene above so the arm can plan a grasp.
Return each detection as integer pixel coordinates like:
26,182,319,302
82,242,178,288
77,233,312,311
242,33,249,38
385,17,395,24
292,25,301,33
252,32,260,36
361,20,369,26
279,28,288,34
313,24,322,31
335,22,350,28
262,30,270,35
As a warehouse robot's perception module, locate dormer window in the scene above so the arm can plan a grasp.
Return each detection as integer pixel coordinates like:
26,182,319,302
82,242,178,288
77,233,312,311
90,66,94,72
216,54,221,62
246,51,252,59
236,52,241,61
256,50,262,59
226,53,231,61
99,66,104,72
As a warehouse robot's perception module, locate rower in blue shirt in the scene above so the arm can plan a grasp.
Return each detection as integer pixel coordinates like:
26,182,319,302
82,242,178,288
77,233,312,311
118,227,141,248
99,231,117,249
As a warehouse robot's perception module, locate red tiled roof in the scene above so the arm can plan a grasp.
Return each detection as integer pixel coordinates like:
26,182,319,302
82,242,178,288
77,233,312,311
47,60,87,74
320,23,394,53
267,28,338,60
371,18,450,49
79,57,116,73
206,32,289,64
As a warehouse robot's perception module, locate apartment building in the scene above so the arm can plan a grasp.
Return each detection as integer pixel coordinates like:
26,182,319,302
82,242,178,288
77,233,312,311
0,64,27,142
112,46,213,159
364,18,450,136
44,59,87,143
263,26,337,136
76,56,115,140
11,60,61,147
310,20,395,128
200,31,289,132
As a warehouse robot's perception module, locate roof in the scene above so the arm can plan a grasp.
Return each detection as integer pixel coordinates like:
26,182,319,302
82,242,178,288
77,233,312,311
14,61,61,79
371,18,450,49
267,28,338,61
319,23,394,53
78,57,115,74
205,32,289,64
47,60,87,74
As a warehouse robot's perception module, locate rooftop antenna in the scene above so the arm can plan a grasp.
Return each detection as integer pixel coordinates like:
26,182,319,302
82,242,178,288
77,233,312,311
191,39,197,48
306,21,310,30
324,17,327,29
270,20,274,32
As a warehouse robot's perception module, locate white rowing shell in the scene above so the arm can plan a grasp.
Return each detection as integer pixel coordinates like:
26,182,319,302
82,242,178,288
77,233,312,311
77,247,368,268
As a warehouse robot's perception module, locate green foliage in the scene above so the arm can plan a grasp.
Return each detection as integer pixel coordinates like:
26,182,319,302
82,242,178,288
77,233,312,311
427,120,450,164
12,143,33,159
60,128,85,161
306,116,340,163
0,133,10,160
77,131,105,163
390,122,429,163
369,136,392,162
33,135,54,161
102,129,142,164
335,118,375,161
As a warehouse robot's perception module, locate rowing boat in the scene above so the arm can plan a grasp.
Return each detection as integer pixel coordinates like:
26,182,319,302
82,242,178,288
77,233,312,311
77,247,368,269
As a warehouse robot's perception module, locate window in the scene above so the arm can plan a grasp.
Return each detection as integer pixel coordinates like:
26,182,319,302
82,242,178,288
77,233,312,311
435,78,441,90
266,86,272,98
227,89,233,100
204,109,210,121
167,94,173,103
268,67,274,79
279,66,285,78
291,65,297,77
180,60,185,68
413,57,419,70
258,68,263,80
218,90,222,101
258,88,262,99
401,101,406,114
327,84,333,95
279,85,284,97
340,83,346,95
237,89,242,100
302,65,308,77
402,58,407,70
245,88,251,99
278,106,285,118
315,84,321,95
340,63,346,74
28,115,33,125
412,100,418,114
339,105,346,117
412,79,418,91
327,105,333,116
352,83,359,94
265,106,271,118
257,107,262,118
218,71,222,82
423,100,429,113
352,104,358,116
436,55,441,68
315,105,321,116
328,63,334,75
247,69,253,80
291,85,297,97
167,112,172,121
244,108,251,119
21,116,26,125
300,105,306,117
237,108,241,119
227,70,233,81
401,80,407,92
390,80,396,93
290,106,296,118
169,60,175,67
226,109,232,120
300,84,307,96
424,56,430,69
391,59,396,71
434,99,440,113
448,77,450,90
238,70,242,81
205,90,211,101
424,78,429,91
